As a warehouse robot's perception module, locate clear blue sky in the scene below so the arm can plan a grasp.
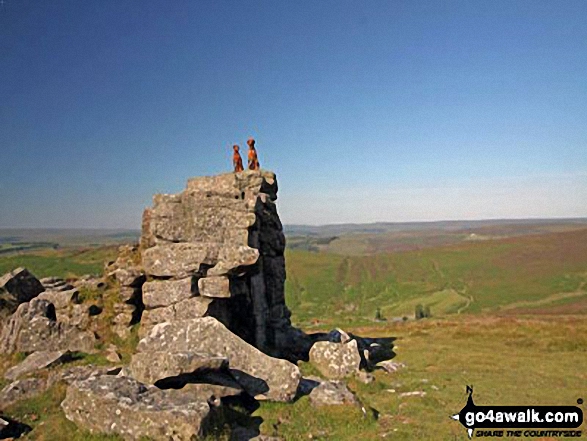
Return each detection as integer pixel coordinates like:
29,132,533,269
1,1,586,228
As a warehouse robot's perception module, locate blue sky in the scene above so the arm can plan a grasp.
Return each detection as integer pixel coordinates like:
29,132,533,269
1,1,586,228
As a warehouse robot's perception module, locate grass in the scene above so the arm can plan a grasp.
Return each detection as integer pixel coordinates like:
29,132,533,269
255,315,587,440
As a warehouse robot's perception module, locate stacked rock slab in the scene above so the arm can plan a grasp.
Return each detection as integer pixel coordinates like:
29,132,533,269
140,170,293,355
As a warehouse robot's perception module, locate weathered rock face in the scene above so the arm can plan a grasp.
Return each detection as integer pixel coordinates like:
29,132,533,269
0,268,45,325
136,317,301,402
61,375,214,441
0,298,96,354
139,170,294,357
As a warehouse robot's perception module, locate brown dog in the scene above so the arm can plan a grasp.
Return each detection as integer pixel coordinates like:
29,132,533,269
247,138,260,170
233,145,244,172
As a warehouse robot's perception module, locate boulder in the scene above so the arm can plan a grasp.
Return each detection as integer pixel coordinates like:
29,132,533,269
0,378,48,410
309,340,361,379
0,298,96,354
137,317,301,401
142,277,194,308
61,375,214,440
129,351,228,385
4,350,68,380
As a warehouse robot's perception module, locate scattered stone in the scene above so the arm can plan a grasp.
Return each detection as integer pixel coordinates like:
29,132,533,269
105,344,121,363
309,339,361,379
4,350,68,381
129,351,227,385
309,380,359,407
0,378,48,410
61,375,214,441
399,391,426,398
137,317,301,401
377,360,406,374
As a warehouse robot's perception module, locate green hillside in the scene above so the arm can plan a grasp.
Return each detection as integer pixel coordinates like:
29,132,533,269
285,228,587,327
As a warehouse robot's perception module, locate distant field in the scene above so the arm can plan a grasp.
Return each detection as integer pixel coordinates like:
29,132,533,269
285,228,587,327
0,228,139,248
286,219,587,254
0,246,118,279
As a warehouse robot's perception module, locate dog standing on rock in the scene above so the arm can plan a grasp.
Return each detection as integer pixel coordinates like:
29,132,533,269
247,138,260,170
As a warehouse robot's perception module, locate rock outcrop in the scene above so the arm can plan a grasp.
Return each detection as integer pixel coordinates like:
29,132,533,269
139,170,294,357
0,169,397,440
